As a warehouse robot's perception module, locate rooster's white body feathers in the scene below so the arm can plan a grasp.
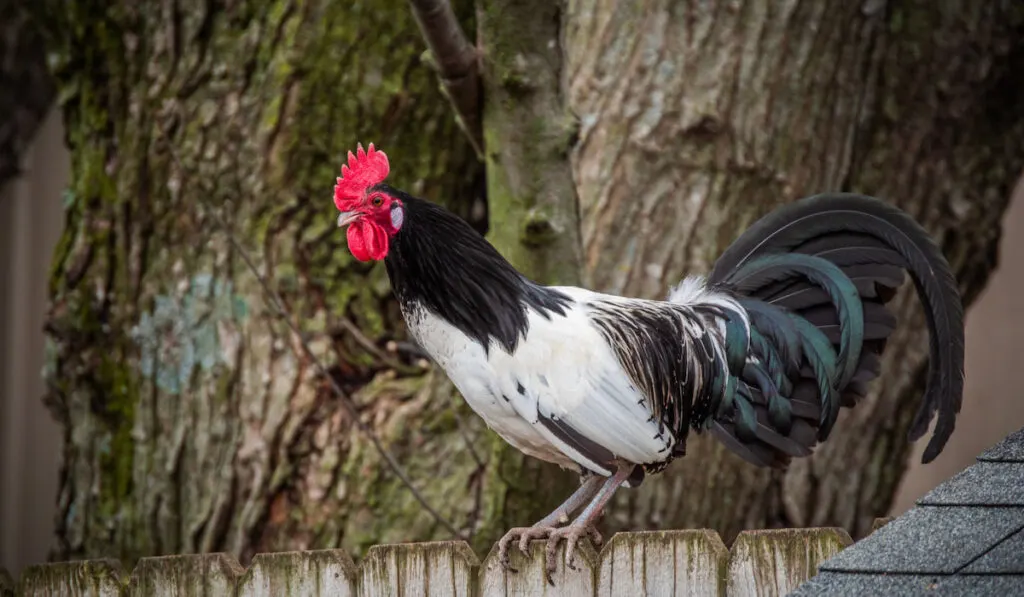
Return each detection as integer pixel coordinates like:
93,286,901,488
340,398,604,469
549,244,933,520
402,280,741,480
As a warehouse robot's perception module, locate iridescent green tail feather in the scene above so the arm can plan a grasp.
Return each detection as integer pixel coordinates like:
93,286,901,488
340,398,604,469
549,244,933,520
704,193,964,469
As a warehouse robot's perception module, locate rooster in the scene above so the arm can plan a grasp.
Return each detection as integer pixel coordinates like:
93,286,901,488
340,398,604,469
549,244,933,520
332,144,964,576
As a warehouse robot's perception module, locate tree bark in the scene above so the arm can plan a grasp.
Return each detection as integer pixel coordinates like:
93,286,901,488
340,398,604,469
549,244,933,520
36,0,577,565
479,0,584,284
36,0,1024,570
564,0,1024,542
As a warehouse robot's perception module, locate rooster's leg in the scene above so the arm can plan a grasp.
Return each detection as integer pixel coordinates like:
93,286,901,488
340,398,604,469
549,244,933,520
542,464,632,580
496,474,604,569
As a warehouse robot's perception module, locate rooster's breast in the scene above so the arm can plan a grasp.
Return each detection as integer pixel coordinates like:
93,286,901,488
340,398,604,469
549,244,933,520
400,301,585,471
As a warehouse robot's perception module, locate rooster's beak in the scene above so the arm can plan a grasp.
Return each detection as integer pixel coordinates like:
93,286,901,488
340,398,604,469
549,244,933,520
337,211,361,227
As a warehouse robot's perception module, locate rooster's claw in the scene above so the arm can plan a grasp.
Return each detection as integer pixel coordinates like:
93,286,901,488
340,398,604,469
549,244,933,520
497,525,560,572
543,524,602,582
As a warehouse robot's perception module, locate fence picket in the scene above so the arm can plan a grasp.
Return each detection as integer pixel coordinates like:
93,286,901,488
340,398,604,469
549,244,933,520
127,554,242,597
358,541,478,597
726,528,852,597
597,530,728,597
237,549,356,597
16,560,123,597
480,538,598,596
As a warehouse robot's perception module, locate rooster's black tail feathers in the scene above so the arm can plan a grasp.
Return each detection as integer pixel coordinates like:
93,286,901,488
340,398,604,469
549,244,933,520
706,193,964,467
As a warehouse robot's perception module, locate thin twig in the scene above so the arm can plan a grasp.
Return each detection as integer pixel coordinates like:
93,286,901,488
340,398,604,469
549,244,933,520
452,405,487,544
159,135,465,541
332,315,407,369
466,460,486,544
408,0,483,156
452,405,485,470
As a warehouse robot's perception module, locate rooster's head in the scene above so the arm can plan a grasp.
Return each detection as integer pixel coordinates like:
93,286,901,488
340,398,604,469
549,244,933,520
333,143,404,262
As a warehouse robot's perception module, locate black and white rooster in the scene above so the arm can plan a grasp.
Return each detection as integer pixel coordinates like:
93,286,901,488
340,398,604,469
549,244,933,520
332,144,964,575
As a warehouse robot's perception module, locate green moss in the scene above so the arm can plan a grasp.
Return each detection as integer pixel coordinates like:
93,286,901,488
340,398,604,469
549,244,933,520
17,560,124,596
889,6,904,33
733,528,852,585
479,0,582,287
93,348,138,520
481,124,526,261
353,280,387,336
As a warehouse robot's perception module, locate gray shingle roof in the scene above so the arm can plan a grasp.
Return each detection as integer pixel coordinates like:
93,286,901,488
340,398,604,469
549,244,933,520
791,427,1024,596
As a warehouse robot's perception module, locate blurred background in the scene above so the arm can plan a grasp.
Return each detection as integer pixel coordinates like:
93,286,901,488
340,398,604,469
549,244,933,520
3,0,1023,583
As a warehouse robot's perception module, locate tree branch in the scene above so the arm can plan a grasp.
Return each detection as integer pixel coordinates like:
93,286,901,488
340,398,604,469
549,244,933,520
477,0,583,286
408,0,482,156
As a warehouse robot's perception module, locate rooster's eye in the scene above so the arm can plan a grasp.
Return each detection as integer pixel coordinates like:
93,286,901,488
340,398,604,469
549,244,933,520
371,196,384,207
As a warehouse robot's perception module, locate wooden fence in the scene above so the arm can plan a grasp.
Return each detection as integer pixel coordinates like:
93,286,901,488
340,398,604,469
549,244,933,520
3,524,886,596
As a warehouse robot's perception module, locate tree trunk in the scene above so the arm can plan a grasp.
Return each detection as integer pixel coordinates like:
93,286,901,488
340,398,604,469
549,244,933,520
562,0,1024,542
36,0,578,565
35,0,1024,570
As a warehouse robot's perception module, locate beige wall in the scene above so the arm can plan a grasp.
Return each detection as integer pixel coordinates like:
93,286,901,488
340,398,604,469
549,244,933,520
0,107,66,578
0,108,1021,576
892,176,1024,514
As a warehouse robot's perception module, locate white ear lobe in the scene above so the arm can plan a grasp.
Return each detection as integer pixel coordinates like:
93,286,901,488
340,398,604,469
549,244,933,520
391,205,405,230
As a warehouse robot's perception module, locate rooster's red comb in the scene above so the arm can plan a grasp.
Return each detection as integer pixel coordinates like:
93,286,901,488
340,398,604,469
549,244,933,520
334,143,390,210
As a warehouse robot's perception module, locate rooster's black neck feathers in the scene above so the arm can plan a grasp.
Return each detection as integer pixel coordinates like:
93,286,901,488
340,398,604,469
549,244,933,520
380,186,571,353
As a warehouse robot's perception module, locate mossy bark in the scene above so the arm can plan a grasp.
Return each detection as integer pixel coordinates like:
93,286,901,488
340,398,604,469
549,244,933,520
478,0,583,285
34,0,568,566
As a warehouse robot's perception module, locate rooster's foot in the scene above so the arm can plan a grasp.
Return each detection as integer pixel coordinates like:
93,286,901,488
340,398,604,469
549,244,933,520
497,525,560,572
542,523,603,583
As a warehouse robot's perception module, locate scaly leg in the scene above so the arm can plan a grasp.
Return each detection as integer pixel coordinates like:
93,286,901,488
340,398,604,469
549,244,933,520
543,464,632,581
496,474,604,569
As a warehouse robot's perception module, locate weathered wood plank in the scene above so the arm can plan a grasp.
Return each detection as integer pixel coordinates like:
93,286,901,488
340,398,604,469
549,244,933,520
357,541,478,597
16,560,123,597
726,528,852,597
480,539,598,596
127,554,242,597
871,517,893,533
597,530,728,597
237,549,357,597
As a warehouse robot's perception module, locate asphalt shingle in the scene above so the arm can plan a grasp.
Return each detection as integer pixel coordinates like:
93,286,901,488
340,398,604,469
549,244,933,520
791,572,1024,596
795,427,1024,595
961,528,1024,574
978,428,1024,463
789,572,944,596
917,462,1024,506
818,506,1024,574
